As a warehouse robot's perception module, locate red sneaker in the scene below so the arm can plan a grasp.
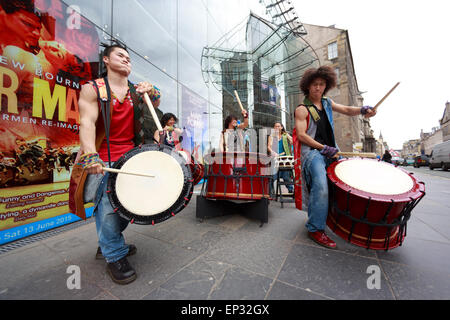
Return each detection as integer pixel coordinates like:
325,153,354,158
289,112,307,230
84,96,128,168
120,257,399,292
308,231,337,249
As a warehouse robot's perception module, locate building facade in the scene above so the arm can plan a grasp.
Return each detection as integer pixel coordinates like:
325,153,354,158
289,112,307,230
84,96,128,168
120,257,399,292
420,127,443,155
419,102,449,155
298,23,375,153
401,139,421,158
376,132,389,157
440,101,450,142
0,0,318,243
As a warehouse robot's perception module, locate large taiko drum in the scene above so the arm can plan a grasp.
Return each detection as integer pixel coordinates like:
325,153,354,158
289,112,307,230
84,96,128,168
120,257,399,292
107,144,193,225
203,152,272,200
326,158,425,250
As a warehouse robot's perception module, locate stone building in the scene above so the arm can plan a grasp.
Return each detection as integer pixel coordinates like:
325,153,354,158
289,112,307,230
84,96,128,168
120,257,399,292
297,23,373,152
402,139,421,158
419,102,449,155
440,101,450,142
420,127,443,155
376,132,389,157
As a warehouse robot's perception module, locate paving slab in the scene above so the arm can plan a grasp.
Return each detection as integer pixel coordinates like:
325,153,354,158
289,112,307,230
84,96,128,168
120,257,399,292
266,280,332,300
203,229,293,279
277,243,394,300
380,260,450,300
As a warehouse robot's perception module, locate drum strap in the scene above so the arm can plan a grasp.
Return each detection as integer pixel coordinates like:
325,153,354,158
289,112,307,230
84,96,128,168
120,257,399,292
91,77,113,167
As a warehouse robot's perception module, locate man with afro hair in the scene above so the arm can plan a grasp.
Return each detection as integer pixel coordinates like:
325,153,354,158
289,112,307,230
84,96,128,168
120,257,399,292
293,66,376,249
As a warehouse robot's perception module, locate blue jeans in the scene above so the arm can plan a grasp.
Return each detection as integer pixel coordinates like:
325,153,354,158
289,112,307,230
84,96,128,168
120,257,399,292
271,169,294,194
93,173,130,263
302,149,334,233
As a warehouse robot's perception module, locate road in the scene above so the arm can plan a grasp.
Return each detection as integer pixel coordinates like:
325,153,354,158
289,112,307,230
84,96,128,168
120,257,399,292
405,165,450,180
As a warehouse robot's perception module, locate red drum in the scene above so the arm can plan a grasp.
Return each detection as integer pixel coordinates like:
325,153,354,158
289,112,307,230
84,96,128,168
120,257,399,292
326,158,425,250
203,152,272,200
178,150,204,185
191,159,205,185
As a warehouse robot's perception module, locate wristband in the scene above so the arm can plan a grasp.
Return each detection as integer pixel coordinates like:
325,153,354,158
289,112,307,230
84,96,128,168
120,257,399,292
78,152,104,169
360,105,372,115
150,86,161,103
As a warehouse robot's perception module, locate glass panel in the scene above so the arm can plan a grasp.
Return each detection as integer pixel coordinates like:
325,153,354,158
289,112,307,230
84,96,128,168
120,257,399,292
128,51,178,142
112,0,177,78
178,0,208,99
60,0,112,33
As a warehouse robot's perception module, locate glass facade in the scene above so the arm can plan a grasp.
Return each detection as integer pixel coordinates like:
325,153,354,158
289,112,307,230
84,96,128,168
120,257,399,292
62,0,318,153
0,0,318,243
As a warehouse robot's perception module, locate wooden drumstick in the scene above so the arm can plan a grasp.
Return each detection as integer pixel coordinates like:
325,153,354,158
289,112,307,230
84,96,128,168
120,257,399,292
103,167,155,178
143,92,163,131
337,152,377,159
373,82,400,111
233,90,245,113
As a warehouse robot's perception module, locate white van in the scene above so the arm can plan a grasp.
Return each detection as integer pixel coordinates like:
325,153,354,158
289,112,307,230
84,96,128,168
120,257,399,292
429,140,450,171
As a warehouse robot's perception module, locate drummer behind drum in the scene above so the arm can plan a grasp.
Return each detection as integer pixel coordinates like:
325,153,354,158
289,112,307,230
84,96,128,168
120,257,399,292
77,43,160,284
153,112,182,147
219,110,249,152
294,66,376,249
268,122,294,195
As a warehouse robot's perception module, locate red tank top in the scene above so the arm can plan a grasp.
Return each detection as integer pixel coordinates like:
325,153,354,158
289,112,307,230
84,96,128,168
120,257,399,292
97,88,135,162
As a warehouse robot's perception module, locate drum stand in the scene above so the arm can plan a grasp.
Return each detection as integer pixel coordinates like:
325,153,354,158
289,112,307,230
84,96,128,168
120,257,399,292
197,153,271,226
275,167,295,208
196,195,269,227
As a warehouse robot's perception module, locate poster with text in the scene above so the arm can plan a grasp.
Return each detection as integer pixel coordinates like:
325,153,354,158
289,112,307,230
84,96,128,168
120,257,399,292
0,0,99,244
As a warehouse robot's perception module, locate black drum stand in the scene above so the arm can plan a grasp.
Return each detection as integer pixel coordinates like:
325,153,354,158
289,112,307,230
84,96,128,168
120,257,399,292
196,195,269,227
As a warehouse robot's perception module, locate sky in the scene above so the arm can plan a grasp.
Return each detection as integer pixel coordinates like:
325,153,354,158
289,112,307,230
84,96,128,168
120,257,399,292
290,0,450,150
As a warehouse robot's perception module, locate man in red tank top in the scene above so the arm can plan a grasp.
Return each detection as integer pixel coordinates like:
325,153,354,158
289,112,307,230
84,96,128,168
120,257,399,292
78,43,160,285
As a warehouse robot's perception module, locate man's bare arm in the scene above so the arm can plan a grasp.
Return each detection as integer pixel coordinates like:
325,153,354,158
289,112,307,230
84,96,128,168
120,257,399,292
78,83,105,174
330,99,362,116
78,83,99,154
330,99,376,118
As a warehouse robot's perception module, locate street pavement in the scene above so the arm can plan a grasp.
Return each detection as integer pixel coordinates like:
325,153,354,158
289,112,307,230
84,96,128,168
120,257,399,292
0,166,449,301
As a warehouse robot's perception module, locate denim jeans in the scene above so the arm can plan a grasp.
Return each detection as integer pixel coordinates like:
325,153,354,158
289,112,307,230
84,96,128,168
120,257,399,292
302,149,334,233
93,172,130,263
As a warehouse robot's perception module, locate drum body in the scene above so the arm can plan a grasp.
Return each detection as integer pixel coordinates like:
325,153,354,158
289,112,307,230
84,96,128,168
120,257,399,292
190,159,205,185
107,144,193,225
178,150,204,185
327,158,425,250
203,152,271,200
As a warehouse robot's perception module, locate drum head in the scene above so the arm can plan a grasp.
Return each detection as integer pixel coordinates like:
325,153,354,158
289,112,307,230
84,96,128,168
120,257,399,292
116,151,184,215
107,144,193,225
334,158,414,195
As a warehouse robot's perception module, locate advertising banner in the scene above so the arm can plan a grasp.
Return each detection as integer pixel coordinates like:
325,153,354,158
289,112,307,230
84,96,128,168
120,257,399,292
0,0,99,244
180,85,208,163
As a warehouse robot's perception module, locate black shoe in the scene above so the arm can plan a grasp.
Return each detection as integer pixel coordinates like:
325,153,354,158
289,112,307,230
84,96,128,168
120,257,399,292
96,244,137,260
106,257,137,285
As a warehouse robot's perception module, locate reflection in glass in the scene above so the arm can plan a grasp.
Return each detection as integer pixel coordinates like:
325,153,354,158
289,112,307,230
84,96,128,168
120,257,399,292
112,0,177,78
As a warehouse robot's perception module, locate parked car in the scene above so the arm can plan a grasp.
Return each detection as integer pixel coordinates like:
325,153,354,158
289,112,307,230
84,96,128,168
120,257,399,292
391,156,404,166
429,140,450,171
414,155,429,168
402,157,415,166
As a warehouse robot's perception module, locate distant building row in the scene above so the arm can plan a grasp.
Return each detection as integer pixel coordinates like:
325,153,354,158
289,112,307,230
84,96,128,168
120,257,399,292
401,102,450,157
